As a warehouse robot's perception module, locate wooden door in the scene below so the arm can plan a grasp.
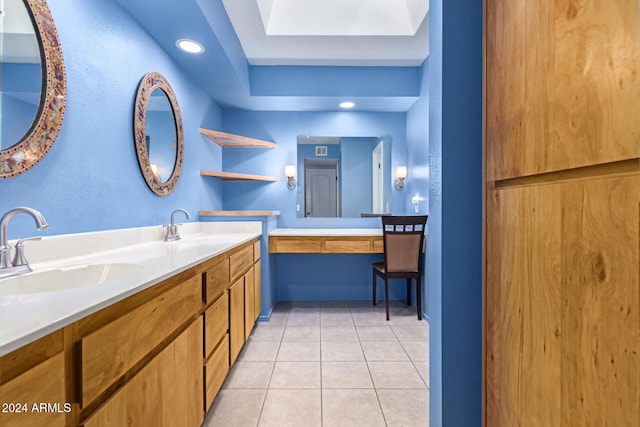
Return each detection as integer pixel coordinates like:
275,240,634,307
485,0,640,425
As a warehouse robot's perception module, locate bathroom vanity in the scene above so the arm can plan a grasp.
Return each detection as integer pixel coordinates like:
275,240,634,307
0,222,262,426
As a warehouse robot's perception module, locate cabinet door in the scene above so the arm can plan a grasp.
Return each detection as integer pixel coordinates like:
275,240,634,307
229,277,245,366
0,352,66,427
254,259,261,322
244,266,255,340
84,320,203,427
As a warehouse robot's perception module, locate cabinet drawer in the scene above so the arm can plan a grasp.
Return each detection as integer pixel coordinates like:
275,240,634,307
324,239,371,253
204,334,229,411
372,238,384,253
253,240,260,261
0,352,66,427
204,292,229,358
229,244,253,281
205,258,230,303
80,275,201,406
270,238,322,253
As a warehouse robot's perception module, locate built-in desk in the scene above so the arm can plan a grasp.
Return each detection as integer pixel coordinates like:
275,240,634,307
269,228,383,254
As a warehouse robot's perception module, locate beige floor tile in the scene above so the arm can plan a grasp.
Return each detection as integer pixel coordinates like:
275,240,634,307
204,389,266,427
249,324,285,341
277,341,321,361
321,341,365,362
283,325,320,341
322,389,386,427
368,361,427,389
390,325,429,342
237,340,281,361
258,389,322,427
320,312,354,325
414,361,429,388
356,325,398,341
222,361,274,389
351,312,389,326
321,301,350,310
401,341,429,361
321,325,359,341
377,388,429,427
269,361,321,389
287,312,321,326
322,361,374,388
361,341,410,361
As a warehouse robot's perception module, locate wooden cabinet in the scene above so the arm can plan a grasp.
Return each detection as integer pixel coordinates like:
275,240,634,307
0,351,66,427
79,275,201,406
0,237,261,427
83,320,203,427
485,0,640,425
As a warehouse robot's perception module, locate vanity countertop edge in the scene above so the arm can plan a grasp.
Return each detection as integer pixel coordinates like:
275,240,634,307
0,221,261,356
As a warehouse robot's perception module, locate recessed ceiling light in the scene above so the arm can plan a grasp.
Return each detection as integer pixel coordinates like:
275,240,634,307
176,39,205,54
339,101,356,109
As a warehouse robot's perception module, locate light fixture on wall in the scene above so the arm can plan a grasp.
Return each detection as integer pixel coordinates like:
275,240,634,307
395,166,407,190
339,101,355,109
285,165,297,190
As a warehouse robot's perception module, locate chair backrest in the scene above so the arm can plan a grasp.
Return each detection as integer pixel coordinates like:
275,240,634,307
382,215,428,273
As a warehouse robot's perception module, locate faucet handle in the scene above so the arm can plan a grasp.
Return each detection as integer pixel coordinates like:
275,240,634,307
12,236,41,267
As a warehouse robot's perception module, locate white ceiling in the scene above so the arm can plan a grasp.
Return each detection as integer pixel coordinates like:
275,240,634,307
221,0,429,66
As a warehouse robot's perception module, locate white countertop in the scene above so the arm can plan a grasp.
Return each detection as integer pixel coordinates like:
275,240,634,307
0,222,261,356
269,228,382,237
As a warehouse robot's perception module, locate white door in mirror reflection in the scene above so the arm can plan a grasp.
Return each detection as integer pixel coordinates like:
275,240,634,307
305,162,338,217
372,141,384,214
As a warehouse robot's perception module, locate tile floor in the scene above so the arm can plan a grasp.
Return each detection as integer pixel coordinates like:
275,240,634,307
202,300,429,427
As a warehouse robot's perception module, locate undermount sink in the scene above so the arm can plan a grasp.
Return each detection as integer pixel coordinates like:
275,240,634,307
0,263,141,295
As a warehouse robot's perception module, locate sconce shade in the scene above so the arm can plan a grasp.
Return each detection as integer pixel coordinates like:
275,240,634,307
285,165,297,189
285,165,296,178
395,166,407,179
395,166,407,190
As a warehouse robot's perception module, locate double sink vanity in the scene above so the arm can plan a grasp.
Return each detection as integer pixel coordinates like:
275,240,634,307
0,218,262,427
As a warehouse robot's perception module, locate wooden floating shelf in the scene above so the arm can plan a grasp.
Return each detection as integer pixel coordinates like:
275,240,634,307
200,170,277,182
199,210,280,217
200,129,277,148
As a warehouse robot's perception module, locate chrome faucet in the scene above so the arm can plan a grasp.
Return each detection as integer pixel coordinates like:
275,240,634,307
0,207,50,278
164,209,190,242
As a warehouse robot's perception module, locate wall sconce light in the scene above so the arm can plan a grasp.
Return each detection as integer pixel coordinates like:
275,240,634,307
285,165,297,190
395,166,407,190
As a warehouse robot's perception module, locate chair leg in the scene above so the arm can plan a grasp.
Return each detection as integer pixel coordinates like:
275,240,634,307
385,277,390,321
406,279,411,305
372,270,377,305
417,277,422,321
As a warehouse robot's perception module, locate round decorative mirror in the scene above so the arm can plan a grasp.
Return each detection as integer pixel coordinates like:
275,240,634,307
0,0,66,179
133,72,184,196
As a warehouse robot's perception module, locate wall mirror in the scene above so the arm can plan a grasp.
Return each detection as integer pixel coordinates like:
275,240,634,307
1,0,66,179
134,72,183,196
296,136,392,218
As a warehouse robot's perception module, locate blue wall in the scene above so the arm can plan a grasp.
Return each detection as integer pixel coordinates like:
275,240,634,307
428,0,483,425
0,0,224,240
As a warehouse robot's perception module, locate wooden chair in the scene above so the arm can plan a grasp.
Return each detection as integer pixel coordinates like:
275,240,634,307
372,215,428,320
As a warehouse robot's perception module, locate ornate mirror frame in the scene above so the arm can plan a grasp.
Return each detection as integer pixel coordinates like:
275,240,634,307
1,0,67,179
133,72,184,196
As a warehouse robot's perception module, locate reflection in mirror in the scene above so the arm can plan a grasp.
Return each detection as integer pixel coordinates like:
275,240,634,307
146,88,178,183
1,0,42,149
134,72,183,196
0,0,66,179
296,136,392,218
